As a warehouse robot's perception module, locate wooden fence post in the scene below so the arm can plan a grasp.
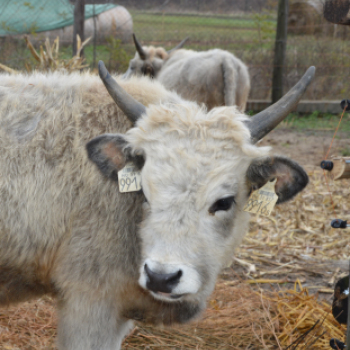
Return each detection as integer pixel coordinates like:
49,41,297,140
73,0,85,56
272,0,289,103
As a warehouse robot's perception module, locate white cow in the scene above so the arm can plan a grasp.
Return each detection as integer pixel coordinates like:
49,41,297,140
124,35,250,111
0,62,314,349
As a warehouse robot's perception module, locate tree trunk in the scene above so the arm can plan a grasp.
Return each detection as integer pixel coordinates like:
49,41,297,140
73,0,85,56
272,0,289,103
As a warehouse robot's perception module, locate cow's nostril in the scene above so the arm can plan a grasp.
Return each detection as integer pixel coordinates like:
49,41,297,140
165,269,182,283
144,264,182,294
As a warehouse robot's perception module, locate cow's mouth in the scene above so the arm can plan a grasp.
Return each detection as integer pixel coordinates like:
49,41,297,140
152,291,184,301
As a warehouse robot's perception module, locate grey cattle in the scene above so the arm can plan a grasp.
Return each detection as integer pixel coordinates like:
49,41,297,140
0,62,314,350
124,35,250,111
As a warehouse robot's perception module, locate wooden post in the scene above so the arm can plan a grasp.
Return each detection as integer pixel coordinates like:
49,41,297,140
324,157,350,180
272,0,289,103
73,0,85,57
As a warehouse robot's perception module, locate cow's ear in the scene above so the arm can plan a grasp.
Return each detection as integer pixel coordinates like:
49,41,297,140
86,134,144,182
246,156,308,204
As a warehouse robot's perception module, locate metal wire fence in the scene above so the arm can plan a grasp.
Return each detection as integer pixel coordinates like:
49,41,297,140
1,0,350,102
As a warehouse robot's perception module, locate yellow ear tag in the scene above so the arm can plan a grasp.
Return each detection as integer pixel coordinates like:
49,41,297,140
118,163,142,193
243,178,278,217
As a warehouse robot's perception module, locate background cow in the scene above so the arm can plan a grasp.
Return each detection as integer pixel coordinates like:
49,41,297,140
123,34,250,112
0,62,314,349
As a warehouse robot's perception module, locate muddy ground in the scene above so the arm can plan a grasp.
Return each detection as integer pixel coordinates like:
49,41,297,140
261,128,350,168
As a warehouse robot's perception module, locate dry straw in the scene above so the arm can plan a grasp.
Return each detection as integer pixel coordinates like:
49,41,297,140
268,281,345,350
0,35,91,74
0,297,57,350
124,282,279,350
0,281,345,350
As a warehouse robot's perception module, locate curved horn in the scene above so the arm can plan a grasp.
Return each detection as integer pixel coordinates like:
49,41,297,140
98,61,146,123
167,37,189,55
247,66,315,143
133,33,147,60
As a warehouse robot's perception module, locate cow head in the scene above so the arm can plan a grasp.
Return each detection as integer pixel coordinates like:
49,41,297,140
123,34,188,79
87,62,313,314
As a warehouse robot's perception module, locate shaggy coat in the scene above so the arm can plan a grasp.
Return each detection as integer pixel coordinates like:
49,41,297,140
0,71,307,350
124,47,250,112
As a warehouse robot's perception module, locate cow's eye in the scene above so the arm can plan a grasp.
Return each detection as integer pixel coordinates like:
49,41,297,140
209,196,235,214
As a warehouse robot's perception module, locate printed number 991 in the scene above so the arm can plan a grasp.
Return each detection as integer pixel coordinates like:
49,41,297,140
119,176,137,191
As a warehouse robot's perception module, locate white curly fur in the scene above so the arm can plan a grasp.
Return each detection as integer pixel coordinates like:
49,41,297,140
0,70,276,350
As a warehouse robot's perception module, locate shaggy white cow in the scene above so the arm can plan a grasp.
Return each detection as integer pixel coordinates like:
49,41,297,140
124,35,250,111
0,62,314,349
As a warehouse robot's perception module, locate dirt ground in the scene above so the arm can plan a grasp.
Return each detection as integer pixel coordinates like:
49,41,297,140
261,128,350,168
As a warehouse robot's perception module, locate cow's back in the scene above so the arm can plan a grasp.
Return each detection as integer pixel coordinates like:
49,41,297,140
158,49,249,111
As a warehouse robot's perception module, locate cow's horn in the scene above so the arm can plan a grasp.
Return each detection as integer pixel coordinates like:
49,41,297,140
167,37,189,54
98,61,146,123
133,34,147,60
247,66,315,143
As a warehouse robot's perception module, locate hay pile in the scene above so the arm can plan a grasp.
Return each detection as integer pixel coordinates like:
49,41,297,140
288,0,324,35
124,282,279,350
125,281,345,350
270,281,345,349
0,297,56,350
0,281,344,350
288,0,344,36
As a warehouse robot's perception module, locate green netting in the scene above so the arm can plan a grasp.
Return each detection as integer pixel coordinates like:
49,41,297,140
0,0,117,36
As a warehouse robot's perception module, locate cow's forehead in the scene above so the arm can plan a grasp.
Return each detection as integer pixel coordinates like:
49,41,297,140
126,103,270,203
127,102,269,159
140,151,249,209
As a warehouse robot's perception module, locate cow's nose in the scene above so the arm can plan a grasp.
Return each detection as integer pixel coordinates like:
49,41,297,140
144,264,182,294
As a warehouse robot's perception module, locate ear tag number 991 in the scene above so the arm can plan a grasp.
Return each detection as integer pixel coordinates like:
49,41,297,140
118,163,142,193
243,179,278,217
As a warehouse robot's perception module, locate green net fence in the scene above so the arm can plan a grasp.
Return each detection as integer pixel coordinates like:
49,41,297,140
0,0,116,35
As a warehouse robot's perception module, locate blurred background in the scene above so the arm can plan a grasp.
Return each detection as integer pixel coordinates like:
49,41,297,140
0,0,349,101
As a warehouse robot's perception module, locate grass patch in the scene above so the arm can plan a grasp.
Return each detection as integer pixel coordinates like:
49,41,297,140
132,12,259,28
131,11,276,51
279,111,350,132
340,146,350,156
